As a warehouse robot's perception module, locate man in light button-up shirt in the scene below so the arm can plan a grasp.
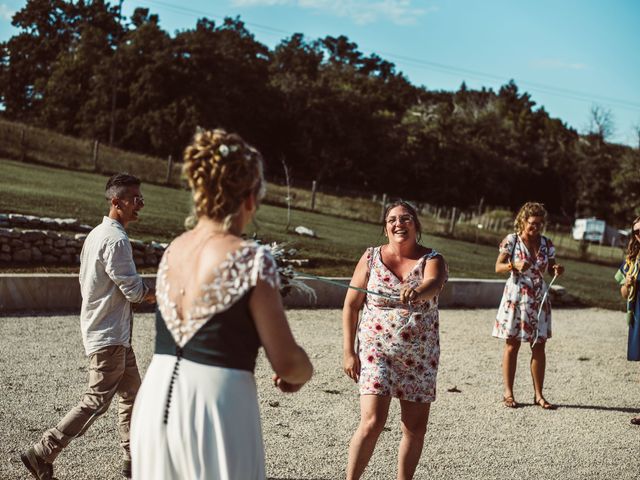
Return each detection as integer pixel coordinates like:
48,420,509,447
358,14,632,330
21,173,155,480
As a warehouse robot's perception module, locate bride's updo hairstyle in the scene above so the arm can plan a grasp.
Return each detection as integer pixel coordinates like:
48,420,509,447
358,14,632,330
183,128,266,230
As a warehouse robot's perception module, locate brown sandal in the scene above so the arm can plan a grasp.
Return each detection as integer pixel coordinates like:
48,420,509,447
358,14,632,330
534,396,557,410
631,417,640,425
503,396,518,408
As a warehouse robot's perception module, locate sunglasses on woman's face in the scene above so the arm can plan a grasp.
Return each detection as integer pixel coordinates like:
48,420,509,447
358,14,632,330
634,229,640,237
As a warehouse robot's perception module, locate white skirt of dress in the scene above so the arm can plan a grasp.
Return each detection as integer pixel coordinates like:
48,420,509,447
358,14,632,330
131,354,265,480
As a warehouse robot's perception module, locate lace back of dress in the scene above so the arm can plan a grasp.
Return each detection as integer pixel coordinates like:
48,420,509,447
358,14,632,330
157,242,278,348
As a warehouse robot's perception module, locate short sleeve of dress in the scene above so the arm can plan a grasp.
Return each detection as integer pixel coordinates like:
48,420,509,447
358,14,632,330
365,247,375,273
545,236,556,259
424,249,448,284
498,233,516,256
252,245,280,290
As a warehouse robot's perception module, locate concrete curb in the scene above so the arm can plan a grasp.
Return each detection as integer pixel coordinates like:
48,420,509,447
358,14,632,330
0,274,567,313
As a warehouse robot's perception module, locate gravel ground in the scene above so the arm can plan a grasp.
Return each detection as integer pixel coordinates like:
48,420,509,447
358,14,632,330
1,308,639,480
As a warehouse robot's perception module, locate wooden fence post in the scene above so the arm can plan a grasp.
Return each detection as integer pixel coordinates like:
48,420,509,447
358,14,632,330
166,154,173,185
92,140,100,171
281,157,291,232
311,180,317,211
20,128,26,162
379,193,388,223
449,207,458,236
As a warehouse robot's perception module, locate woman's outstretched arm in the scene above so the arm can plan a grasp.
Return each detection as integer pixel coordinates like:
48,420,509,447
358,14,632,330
342,251,369,382
251,278,313,390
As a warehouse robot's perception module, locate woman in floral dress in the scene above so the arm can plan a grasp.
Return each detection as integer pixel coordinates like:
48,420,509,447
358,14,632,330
342,201,448,480
493,202,564,410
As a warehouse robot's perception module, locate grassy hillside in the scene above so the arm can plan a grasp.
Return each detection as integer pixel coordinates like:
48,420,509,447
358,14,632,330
0,118,184,185
0,115,624,265
0,158,624,310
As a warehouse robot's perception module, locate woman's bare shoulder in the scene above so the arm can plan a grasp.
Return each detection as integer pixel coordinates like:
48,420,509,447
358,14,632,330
166,232,249,269
199,236,251,264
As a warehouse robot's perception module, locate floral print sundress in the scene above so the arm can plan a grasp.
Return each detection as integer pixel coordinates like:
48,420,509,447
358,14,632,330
493,233,555,343
357,246,444,403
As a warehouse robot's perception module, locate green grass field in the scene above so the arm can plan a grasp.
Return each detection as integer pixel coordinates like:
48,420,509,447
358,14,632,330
0,158,624,310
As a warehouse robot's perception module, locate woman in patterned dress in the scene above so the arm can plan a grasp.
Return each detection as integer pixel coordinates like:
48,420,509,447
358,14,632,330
130,129,313,479
342,200,448,480
493,202,564,410
615,216,640,425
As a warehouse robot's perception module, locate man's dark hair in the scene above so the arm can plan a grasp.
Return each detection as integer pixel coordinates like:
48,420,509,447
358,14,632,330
105,173,141,201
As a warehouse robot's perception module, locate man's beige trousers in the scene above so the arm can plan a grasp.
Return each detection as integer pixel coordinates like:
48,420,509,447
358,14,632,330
34,345,141,462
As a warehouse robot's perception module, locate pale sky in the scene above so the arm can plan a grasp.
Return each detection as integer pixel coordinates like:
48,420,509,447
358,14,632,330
1,0,639,146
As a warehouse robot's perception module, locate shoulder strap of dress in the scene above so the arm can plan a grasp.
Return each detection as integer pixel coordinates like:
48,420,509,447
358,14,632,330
417,249,440,273
422,249,440,261
509,233,518,261
366,246,377,275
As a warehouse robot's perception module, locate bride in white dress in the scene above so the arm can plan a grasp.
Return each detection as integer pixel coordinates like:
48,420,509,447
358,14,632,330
131,128,313,480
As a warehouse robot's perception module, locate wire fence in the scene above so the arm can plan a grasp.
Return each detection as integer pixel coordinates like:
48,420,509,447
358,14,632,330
266,176,625,266
0,117,625,266
0,118,183,187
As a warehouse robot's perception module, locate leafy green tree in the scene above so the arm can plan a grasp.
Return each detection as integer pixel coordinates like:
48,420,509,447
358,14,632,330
173,17,273,160
107,8,179,155
611,148,640,220
268,33,414,189
1,3,638,224
0,0,81,119
40,1,123,135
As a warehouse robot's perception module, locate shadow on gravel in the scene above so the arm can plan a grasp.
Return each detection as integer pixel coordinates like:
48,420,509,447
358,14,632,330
269,478,332,480
536,403,640,414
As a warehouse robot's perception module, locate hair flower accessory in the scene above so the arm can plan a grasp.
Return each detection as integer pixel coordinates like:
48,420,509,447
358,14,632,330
218,144,230,157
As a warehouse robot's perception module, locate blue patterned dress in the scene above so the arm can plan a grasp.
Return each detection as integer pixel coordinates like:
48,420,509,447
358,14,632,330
617,260,640,361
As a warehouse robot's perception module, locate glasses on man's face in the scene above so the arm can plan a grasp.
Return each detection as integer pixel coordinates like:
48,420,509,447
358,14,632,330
387,215,414,225
123,195,144,207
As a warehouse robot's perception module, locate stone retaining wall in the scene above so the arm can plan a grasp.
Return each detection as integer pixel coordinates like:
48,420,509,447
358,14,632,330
0,214,166,267
0,228,85,264
0,213,92,232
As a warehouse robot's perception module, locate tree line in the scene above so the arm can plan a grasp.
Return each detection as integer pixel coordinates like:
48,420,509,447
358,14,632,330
1,0,639,224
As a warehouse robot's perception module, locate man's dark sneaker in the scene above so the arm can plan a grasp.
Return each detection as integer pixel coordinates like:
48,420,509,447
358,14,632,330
20,447,53,480
122,459,132,478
